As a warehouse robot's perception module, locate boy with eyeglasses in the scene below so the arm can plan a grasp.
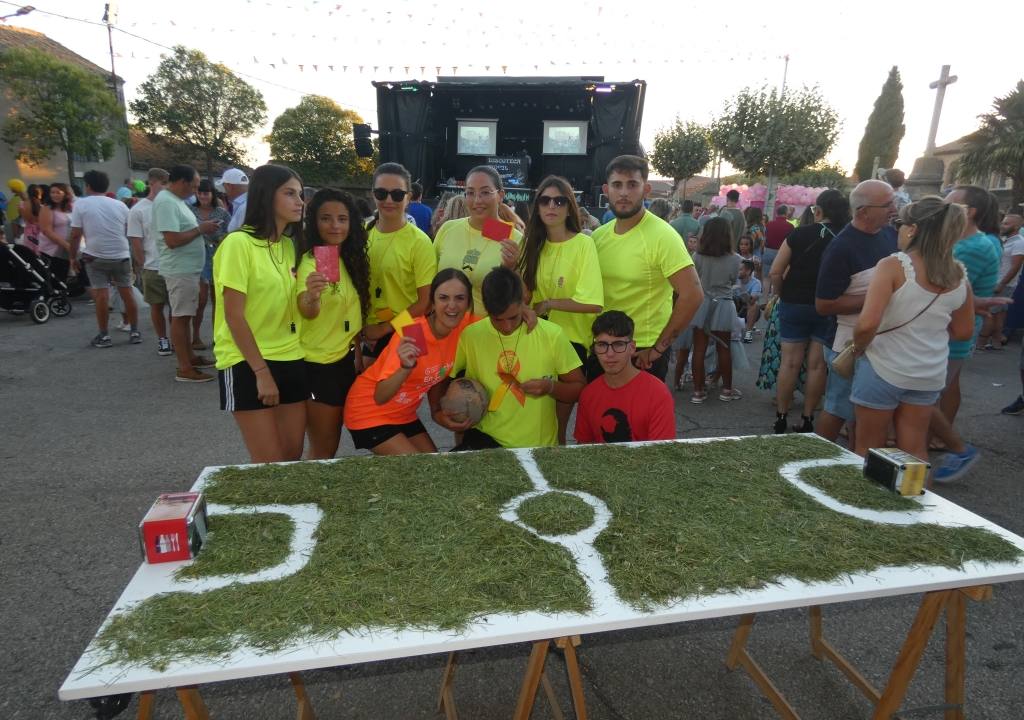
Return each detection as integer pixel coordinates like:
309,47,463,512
574,311,676,444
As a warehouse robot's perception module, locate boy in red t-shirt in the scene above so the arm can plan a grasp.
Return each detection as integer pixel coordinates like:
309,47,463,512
575,311,676,444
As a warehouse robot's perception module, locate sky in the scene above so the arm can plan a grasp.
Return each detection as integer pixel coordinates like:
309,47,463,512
4,0,1021,181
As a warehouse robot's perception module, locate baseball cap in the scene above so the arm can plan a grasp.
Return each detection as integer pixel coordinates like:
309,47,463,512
216,168,249,189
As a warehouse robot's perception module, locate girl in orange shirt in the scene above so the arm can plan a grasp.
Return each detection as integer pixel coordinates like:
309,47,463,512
343,269,476,454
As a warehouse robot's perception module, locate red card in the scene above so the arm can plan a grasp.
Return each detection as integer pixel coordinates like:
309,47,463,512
314,245,340,282
403,323,428,354
482,217,514,241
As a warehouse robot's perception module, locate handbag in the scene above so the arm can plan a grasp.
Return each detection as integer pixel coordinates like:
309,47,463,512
830,292,941,379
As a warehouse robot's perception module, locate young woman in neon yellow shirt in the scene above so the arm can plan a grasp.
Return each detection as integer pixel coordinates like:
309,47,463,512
362,162,436,359
213,164,307,463
434,165,522,315
518,175,604,444
295,188,371,459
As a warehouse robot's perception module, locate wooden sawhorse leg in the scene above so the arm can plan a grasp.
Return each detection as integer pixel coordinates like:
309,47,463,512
727,586,991,719
138,670,320,720
439,637,588,720
725,614,799,720
175,687,210,720
289,672,317,720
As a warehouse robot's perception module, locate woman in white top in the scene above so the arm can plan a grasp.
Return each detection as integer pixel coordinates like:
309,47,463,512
851,197,975,465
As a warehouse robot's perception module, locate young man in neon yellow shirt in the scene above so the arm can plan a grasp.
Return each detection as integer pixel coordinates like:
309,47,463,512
590,155,703,381
449,267,585,449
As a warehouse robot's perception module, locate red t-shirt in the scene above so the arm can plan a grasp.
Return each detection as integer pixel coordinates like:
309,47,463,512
344,314,475,429
574,371,676,444
764,218,794,250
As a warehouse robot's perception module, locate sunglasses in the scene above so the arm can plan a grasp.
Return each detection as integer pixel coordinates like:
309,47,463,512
537,195,569,208
372,188,409,202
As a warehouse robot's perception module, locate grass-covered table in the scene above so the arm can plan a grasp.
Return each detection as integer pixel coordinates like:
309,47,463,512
59,435,1024,719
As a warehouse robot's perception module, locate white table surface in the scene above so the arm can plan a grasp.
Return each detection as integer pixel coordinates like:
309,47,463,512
60,436,1024,701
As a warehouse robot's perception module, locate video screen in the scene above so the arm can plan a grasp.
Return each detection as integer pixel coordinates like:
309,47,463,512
543,121,588,155
457,120,497,155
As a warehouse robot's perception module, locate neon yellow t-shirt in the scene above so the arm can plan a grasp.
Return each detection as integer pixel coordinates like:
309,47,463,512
367,221,436,323
531,232,604,346
452,317,582,448
213,230,303,369
295,252,362,365
591,211,693,347
435,217,523,317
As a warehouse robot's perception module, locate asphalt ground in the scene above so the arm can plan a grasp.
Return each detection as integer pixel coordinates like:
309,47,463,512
2,296,1023,720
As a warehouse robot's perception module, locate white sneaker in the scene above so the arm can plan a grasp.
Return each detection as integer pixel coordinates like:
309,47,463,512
115,321,131,333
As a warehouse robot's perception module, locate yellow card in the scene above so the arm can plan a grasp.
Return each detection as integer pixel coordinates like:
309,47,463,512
390,309,415,334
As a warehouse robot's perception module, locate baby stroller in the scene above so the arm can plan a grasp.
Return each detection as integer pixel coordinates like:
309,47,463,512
0,243,73,323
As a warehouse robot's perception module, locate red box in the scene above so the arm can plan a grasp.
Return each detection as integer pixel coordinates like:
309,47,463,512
138,492,208,564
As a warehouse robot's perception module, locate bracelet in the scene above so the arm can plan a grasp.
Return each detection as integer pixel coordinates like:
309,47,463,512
252,365,269,374
548,378,556,395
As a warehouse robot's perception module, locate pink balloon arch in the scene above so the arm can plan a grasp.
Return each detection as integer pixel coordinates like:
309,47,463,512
714,183,828,216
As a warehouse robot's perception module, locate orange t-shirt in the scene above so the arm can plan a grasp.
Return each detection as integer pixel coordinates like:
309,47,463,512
344,314,476,429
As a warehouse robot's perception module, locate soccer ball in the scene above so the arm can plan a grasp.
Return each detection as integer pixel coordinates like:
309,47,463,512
441,378,489,425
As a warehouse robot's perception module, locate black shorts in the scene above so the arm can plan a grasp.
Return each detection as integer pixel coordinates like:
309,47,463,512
451,427,502,452
348,419,429,451
361,331,395,359
306,353,357,407
219,359,310,412
584,347,669,383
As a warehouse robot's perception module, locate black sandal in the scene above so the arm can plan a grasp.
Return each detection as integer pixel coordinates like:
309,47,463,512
792,415,814,433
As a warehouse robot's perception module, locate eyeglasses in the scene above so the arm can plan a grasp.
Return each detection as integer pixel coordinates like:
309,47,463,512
593,339,631,354
537,195,569,208
894,219,906,228
373,188,409,202
464,189,497,201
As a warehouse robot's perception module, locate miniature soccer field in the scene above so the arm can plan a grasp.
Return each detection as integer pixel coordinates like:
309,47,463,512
94,435,1021,671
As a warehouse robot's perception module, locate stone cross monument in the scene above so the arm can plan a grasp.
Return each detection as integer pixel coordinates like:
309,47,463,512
907,65,958,198
926,65,958,154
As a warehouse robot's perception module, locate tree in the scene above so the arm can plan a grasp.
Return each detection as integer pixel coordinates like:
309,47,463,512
649,119,712,200
714,85,840,212
957,80,1024,206
783,161,849,189
720,161,849,190
130,46,266,179
0,47,125,183
854,66,905,182
266,96,374,186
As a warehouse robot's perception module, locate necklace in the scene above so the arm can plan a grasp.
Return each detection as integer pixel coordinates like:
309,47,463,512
265,237,297,333
543,236,569,299
370,223,404,304
496,322,524,375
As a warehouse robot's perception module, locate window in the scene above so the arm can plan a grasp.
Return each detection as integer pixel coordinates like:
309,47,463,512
542,121,588,155
457,120,497,156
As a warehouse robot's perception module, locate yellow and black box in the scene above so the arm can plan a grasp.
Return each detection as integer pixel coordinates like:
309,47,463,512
863,448,928,496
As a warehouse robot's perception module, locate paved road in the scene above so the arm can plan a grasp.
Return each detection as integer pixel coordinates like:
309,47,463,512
2,298,1023,720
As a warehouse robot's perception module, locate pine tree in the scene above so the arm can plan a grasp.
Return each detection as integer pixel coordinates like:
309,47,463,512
855,66,905,181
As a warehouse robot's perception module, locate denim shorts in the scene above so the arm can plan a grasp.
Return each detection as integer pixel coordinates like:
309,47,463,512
823,346,855,422
200,243,215,283
777,301,830,344
850,355,941,411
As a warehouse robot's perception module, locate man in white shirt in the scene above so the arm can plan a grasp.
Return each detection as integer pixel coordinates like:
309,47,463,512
218,167,249,232
127,168,171,355
69,170,138,348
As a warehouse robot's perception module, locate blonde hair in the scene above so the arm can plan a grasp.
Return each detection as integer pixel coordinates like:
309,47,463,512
899,196,966,289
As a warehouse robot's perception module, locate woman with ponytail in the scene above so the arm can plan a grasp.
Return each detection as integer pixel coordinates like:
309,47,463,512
851,197,975,469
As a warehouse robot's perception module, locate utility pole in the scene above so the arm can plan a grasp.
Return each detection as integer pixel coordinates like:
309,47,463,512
102,3,119,101
780,54,790,98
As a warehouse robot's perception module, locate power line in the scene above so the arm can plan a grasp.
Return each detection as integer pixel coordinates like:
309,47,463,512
0,0,376,114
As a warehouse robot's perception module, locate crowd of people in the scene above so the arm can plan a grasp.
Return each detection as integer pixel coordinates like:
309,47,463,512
8,154,1022,484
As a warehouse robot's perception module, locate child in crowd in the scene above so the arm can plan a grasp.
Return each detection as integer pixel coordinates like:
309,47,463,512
733,259,761,343
689,218,741,403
